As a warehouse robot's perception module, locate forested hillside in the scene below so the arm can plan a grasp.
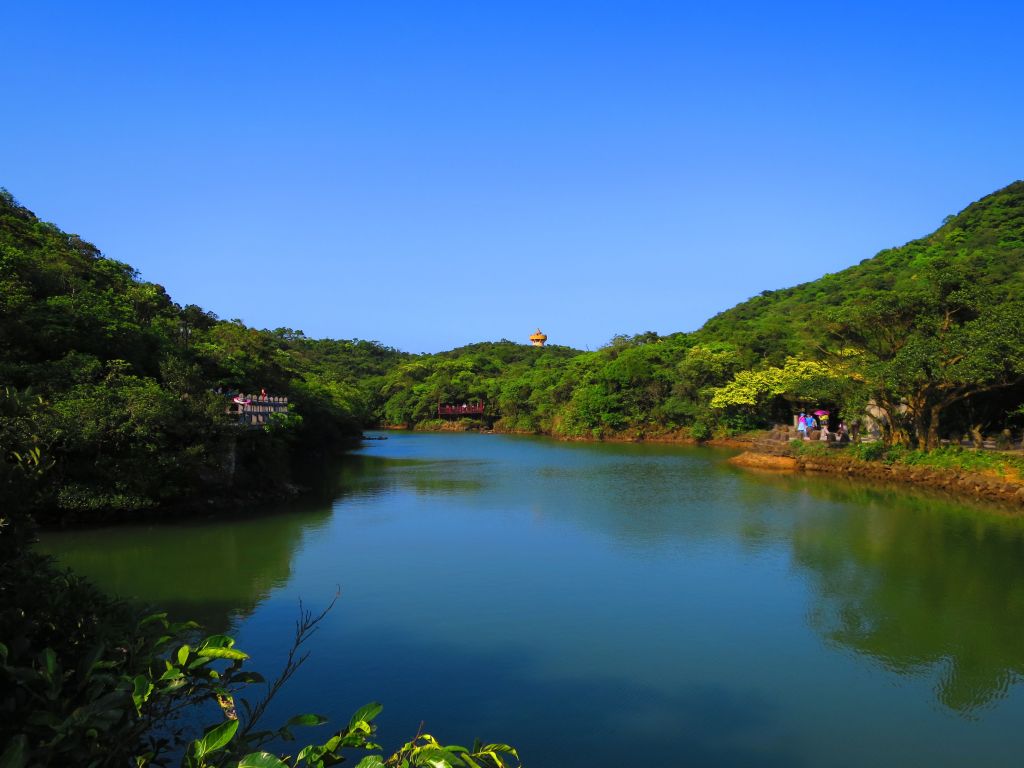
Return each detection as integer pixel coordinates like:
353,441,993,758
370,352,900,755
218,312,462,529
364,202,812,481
4,181,1024,524
700,181,1024,446
696,180,1024,363
2,180,1022,767
374,182,1024,445
0,189,404,523
0,189,510,767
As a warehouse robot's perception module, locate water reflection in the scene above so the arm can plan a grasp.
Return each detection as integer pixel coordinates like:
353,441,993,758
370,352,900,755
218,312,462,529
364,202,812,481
39,502,333,632
288,627,803,768
355,435,1024,715
37,431,1024,763
338,454,489,497
780,479,1024,714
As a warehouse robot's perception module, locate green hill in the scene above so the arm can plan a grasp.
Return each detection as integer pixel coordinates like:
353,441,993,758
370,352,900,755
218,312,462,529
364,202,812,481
375,182,1024,445
0,189,403,523
695,181,1024,365
4,181,1024,523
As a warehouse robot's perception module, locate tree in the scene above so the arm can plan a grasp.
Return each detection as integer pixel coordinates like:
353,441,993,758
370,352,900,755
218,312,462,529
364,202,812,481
709,357,851,412
825,270,1024,449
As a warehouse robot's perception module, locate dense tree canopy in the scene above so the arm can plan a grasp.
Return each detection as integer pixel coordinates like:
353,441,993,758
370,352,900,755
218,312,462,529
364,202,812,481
3,179,1023,768
4,181,1024,525
372,182,1024,447
0,189,404,523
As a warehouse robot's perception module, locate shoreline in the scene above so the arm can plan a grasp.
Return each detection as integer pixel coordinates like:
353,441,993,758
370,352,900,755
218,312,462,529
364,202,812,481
728,448,1024,507
377,423,1024,508
374,422,752,449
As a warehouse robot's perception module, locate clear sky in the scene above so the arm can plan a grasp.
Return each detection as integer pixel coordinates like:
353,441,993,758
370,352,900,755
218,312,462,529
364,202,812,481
2,1,1022,353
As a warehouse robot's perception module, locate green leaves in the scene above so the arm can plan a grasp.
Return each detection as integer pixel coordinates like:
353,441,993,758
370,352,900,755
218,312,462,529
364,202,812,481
348,701,383,730
0,735,28,768
286,713,329,728
710,357,847,409
131,675,154,714
381,732,520,768
197,647,250,661
196,634,249,661
237,753,289,768
137,611,168,628
191,718,239,761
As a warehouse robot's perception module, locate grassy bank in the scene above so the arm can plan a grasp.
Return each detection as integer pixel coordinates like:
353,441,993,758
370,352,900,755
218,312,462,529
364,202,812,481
791,442,1024,480
733,441,1024,506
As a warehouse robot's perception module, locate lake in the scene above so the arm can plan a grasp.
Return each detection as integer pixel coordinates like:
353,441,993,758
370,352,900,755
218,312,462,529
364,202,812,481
39,431,1024,766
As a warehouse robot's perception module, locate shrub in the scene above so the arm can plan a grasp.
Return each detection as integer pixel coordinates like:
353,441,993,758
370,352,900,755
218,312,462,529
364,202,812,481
689,421,711,442
790,441,829,458
849,442,885,462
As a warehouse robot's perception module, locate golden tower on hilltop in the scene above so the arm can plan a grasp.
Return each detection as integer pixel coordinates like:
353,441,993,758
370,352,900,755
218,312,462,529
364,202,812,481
530,328,548,347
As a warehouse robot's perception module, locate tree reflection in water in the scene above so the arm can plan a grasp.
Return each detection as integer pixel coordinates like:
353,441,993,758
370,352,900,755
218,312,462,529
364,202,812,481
767,474,1024,714
40,440,1024,725
38,503,333,633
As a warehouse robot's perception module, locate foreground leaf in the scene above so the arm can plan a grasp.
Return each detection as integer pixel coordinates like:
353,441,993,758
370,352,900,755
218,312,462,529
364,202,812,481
348,701,383,729
0,735,27,768
237,753,289,768
286,713,329,728
194,718,239,758
197,647,250,661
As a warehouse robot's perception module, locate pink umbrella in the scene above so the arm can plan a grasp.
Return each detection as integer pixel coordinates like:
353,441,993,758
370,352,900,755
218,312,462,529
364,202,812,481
813,409,829,416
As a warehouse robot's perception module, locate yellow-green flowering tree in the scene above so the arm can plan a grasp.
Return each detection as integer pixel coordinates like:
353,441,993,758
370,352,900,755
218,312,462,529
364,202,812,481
709,357,852,413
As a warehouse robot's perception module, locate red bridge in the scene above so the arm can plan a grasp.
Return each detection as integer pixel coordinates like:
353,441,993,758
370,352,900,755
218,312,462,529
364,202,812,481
438,401,486,417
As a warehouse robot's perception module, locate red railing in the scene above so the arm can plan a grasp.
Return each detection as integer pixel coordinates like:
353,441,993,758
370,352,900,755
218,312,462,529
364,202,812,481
438,402,486,417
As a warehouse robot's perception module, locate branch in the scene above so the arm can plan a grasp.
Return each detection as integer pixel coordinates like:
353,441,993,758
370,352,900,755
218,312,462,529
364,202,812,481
939,354,964,369
239,588,341,740
938,375,1024,408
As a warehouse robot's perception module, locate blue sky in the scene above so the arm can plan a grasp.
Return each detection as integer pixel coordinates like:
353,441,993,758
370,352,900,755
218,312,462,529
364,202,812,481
2,1,1022,352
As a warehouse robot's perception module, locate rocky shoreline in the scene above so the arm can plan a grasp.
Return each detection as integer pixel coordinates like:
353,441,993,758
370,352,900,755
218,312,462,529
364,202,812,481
729,448,1024,507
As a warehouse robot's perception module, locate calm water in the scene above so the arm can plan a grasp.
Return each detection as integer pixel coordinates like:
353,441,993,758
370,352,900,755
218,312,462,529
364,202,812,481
39,432,1024,766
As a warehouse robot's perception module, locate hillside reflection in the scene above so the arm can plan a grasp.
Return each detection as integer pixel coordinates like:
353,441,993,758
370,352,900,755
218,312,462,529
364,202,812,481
40,435,1024,723
37,451,484,634
39,501,333,633
352,442,1024,716
768,475,1024,714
